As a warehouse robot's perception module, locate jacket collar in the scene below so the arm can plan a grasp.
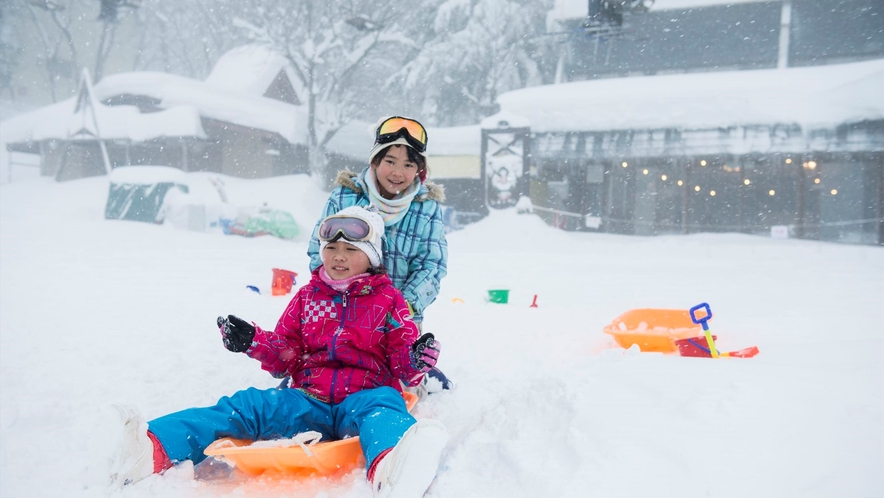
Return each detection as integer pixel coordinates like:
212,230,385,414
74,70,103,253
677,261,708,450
336,168,446,203
309,267,391,296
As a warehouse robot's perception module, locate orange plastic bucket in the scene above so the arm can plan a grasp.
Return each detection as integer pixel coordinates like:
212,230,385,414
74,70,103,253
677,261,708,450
603,308,704,353
271,268,297,296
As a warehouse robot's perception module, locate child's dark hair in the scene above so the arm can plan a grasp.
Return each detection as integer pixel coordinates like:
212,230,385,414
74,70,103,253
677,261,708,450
367,264,387,276
370,144,428,175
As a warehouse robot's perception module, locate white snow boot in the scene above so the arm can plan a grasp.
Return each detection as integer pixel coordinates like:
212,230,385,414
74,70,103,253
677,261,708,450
108,403,156,488
371,419,448,498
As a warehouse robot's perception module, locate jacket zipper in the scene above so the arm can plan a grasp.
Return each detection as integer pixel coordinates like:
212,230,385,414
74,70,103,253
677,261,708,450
329,292,348,403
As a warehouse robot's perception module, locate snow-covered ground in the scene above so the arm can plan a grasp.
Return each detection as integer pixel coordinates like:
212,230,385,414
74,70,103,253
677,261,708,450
1,173,882,498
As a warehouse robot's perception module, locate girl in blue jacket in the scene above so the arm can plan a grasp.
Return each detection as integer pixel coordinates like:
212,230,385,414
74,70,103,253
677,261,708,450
307,116,452,393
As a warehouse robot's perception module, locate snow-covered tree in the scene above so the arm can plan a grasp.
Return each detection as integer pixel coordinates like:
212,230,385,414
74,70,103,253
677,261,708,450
131,0,246,78
231,0,436,182
391,0,556,126
93,0,141,81
18,0,89,101
0,2,25,100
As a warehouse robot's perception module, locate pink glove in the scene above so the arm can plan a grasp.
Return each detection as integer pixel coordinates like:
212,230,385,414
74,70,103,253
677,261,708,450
411,333,441,373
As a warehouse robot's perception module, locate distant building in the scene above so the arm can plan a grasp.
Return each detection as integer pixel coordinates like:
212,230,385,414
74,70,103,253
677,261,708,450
489,60,883,244
481,0,884,245
549,0,884,81
1,45,309,181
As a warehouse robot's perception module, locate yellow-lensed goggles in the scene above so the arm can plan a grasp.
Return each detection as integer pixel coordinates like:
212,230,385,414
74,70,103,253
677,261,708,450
376,116,428,153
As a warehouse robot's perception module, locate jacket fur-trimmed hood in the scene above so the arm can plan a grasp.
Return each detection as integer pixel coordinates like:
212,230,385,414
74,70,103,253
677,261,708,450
335,168,446,203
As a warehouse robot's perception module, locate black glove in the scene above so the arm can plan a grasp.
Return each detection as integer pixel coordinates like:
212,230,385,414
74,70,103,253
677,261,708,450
217,315,255,353
411,333,441,373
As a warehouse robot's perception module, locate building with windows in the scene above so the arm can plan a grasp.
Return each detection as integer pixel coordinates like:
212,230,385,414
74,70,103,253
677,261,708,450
1,45,309,181
488,0,883,244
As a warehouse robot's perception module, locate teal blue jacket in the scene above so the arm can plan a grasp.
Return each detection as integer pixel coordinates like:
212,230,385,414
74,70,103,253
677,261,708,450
308,169,448,323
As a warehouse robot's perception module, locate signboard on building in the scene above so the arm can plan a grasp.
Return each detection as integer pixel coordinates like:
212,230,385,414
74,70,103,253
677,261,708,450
771,225,790,239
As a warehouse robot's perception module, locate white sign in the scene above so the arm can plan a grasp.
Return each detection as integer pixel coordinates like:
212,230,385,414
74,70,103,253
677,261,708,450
771,225,789,239
585,215,602,229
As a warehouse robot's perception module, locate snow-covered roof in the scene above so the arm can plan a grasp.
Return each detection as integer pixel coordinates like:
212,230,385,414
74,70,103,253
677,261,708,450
325,120,375,160
495,59,884,133
326,120,481,161
0,97,205,145
427,125,482,156
481,111,530,130
96,72,307,143
206,44,303,99
0,71,307,146
549,0,771,22
650,0,770,10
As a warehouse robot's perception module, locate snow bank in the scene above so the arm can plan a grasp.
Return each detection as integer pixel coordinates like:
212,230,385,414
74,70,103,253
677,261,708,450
0,174,881,498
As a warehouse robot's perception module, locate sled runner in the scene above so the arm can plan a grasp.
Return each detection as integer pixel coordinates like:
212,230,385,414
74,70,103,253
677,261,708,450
204,391,419,477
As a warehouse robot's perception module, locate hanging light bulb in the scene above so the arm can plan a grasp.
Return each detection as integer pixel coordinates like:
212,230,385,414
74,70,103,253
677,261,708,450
621,162,628,168
744,179,751,185
700,160,707,166
694,186,701,192
709,190,716,196
661,174,668,181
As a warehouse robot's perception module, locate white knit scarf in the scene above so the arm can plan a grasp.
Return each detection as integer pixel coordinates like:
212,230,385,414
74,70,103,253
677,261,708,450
363,167,420,226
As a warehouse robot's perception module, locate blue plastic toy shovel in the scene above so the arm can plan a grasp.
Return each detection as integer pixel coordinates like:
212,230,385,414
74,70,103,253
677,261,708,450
689,302,721,358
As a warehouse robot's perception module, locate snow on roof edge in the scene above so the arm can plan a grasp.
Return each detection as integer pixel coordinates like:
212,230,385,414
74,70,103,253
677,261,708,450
496,59,884,133
549,0,773,23
96,72,306,144
326,120,482,161
1,99,206,145
1,70,307,147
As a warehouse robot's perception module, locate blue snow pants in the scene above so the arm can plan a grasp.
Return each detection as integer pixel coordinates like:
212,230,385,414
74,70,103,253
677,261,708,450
147,386,415,469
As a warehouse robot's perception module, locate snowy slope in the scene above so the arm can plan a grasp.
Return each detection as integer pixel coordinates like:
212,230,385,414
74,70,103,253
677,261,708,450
0,174,882,498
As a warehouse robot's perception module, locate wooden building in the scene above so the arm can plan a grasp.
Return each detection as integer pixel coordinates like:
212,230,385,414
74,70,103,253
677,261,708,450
2,45,309,181
487,59,884,245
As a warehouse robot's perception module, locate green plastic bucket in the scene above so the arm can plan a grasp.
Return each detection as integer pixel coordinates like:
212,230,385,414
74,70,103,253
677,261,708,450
488,289,509,304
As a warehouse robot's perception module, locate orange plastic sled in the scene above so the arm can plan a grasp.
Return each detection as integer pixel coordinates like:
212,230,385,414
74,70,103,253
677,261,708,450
603,308,705,353
204,391,419,477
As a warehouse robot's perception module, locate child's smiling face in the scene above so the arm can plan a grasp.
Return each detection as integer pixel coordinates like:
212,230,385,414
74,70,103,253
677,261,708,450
322,240,371,279
372,145,419,199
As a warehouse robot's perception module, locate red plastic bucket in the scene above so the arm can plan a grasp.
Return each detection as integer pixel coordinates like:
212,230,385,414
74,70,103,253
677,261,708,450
674,335,718,357
271,268,297,296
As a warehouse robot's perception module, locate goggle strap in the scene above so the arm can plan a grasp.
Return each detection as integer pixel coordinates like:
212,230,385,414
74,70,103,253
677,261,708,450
377,129,427,154
377,117,427,149
318,215,373,242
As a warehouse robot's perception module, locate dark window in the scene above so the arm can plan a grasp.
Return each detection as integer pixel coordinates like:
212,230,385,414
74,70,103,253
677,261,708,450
790,0,884,66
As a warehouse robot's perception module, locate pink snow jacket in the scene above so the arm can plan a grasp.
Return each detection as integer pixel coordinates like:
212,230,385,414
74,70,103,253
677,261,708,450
246,268,423,404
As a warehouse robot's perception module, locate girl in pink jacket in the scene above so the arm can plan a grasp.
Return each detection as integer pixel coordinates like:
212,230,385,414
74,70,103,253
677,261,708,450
111,207,448,498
